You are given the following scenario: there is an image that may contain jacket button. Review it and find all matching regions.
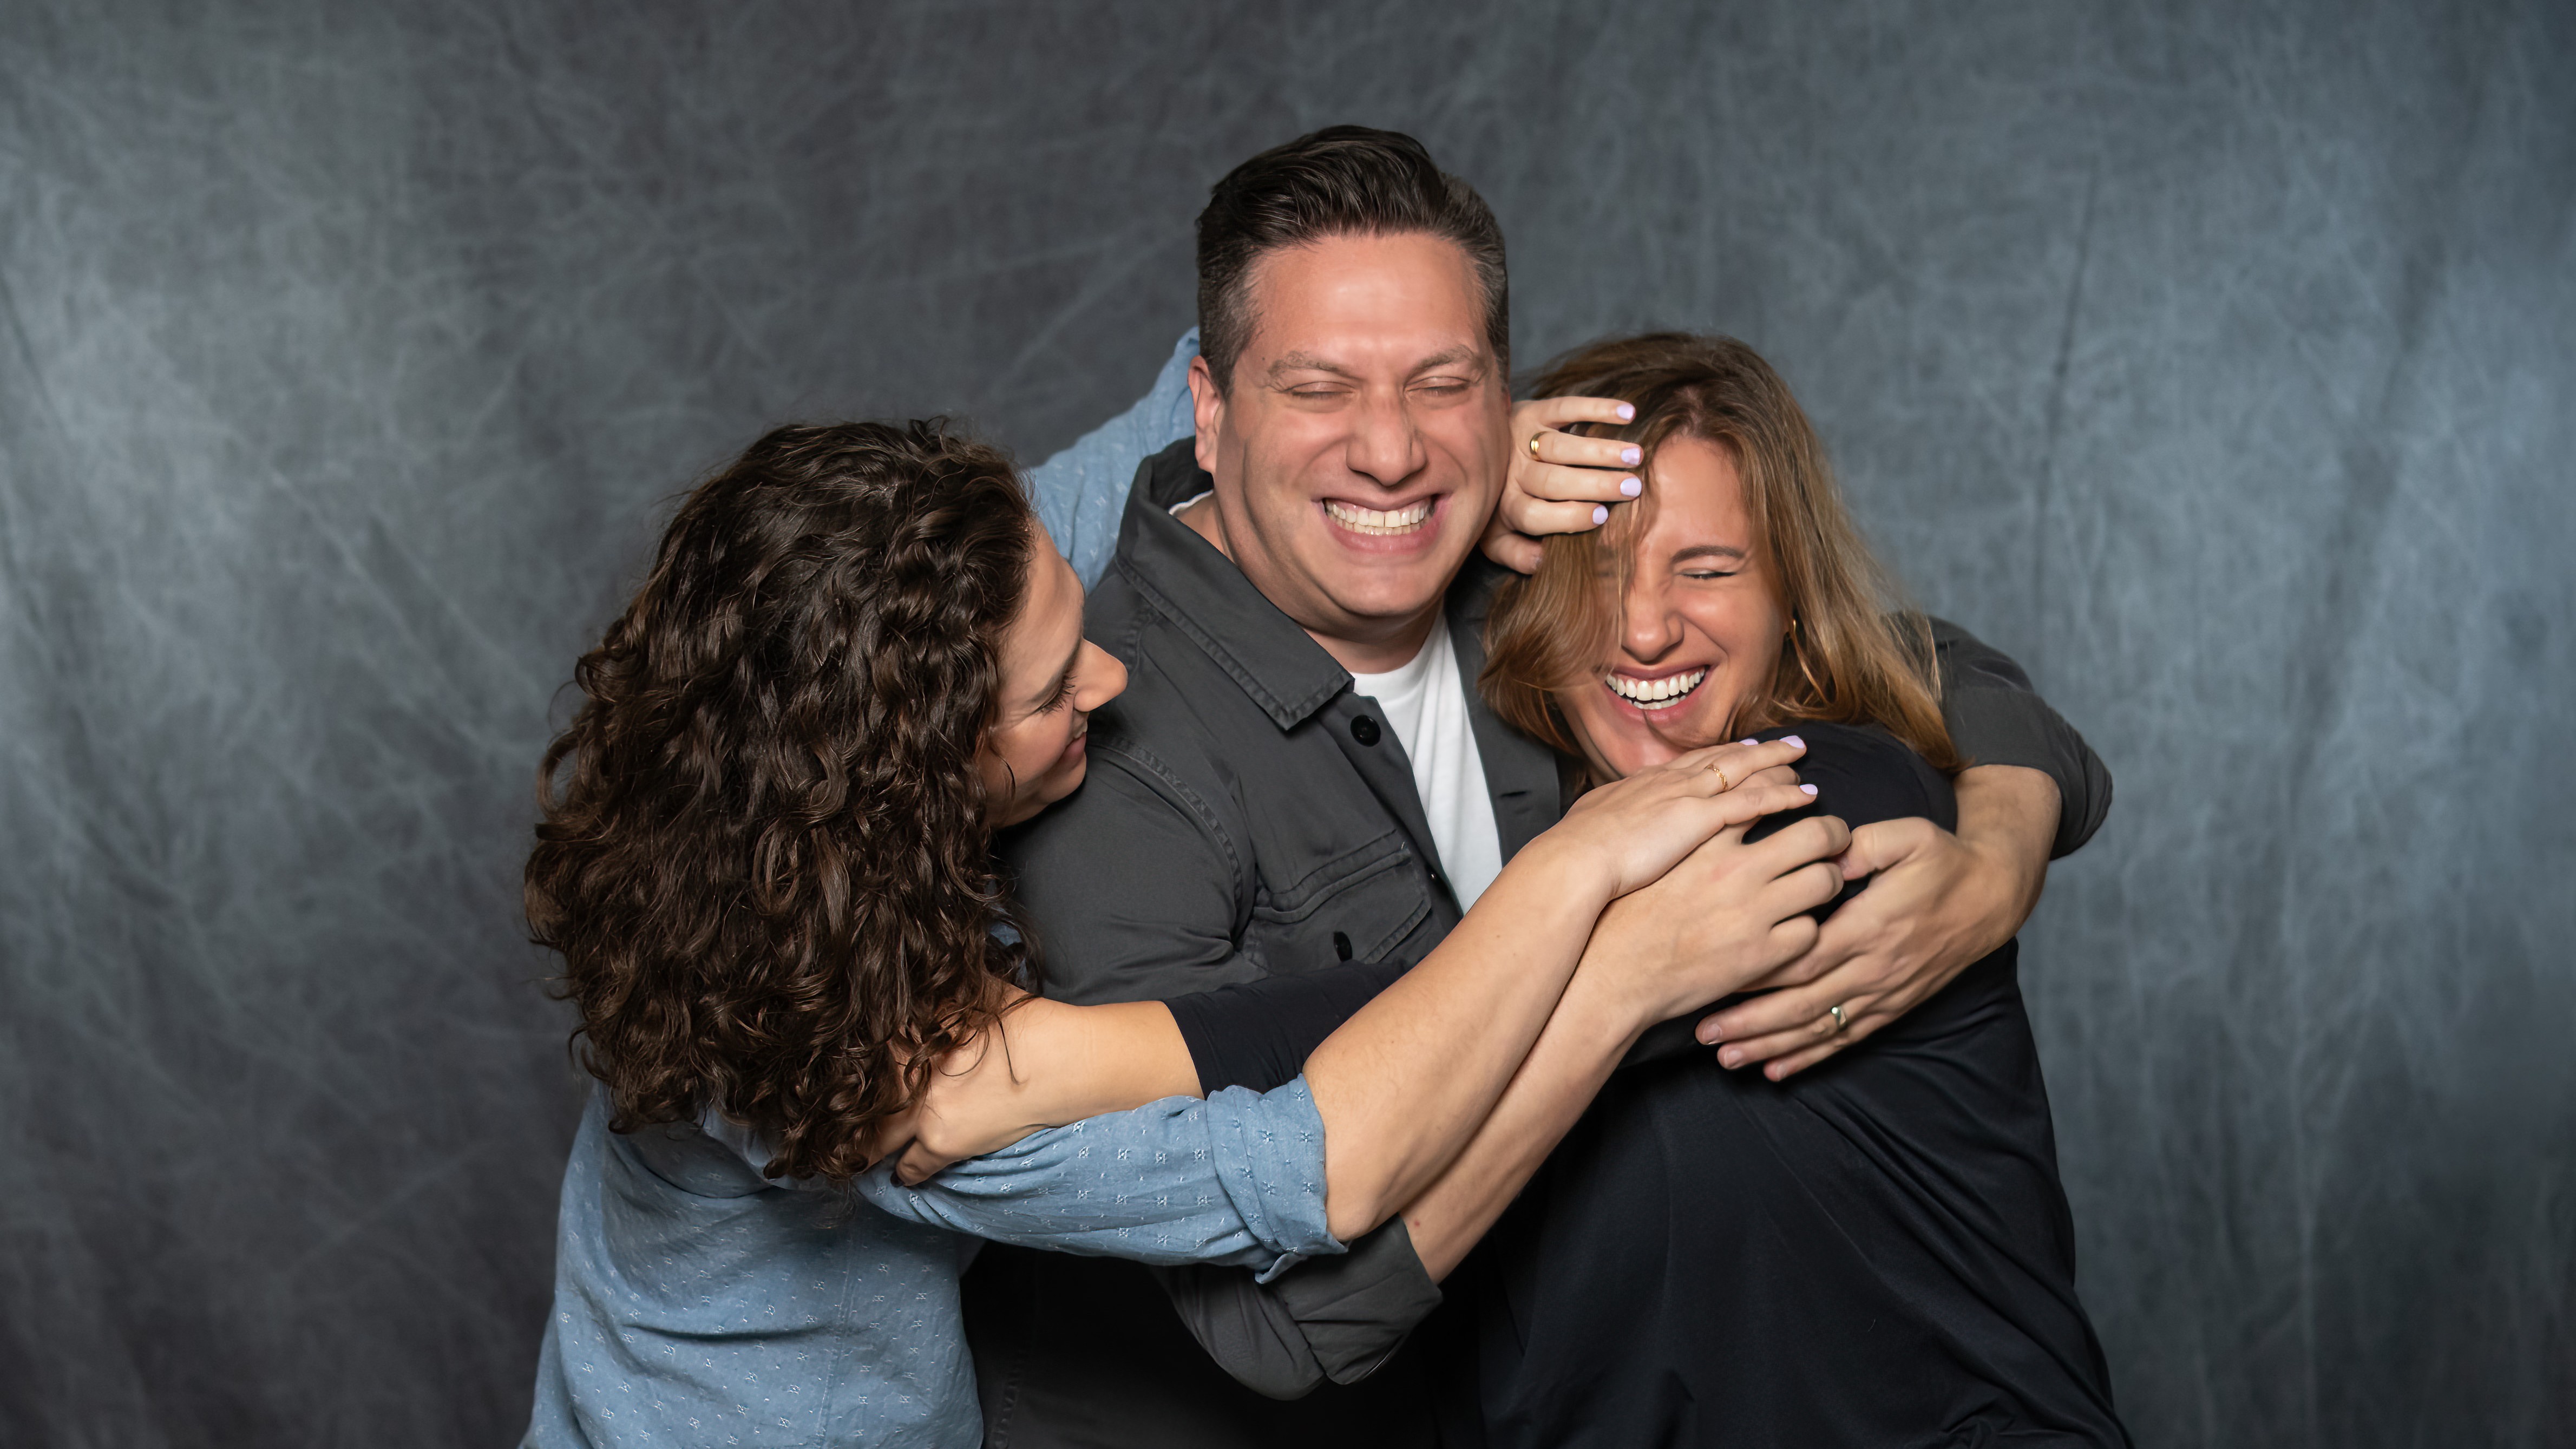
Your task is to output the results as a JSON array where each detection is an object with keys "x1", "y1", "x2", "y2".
[
  {"x1": 1351, "y1": 715, "x2": 1381, "y2": 746},
  {"x1": 1333, "y1": 932, "x2": 1353, "y2": 961}
]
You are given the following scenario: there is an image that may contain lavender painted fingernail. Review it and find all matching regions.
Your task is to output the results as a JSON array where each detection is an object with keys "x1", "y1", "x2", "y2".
[
  {"x1": 1782, "y1": 734, "x2": 1805, "y2": 748},
  {"x1": 1591, "y1": 504, "x2": 1609, "y2": 524},
  {"x1": 1616, "y1": 403, "x2": 1636, "y2": 421},
  {"x1": 1800, "y1": 784, "x2": 1818, "y2": 796},
  {"x1": 1619, "y1": 476, "x2": 1642, "y2": 497},
  {"x1": 1620, "y1": 446, "x2": 1642, "y2": 465}
]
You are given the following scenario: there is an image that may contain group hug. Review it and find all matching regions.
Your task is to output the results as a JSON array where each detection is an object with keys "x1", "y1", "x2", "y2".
[{"x1": 520, "y1": 127, "x2": 2129, "y2": 1448}]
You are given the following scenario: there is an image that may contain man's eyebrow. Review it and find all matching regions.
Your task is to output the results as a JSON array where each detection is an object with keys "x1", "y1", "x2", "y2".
[
  {"x1": 1407, "y1": 346, "x2": 1481, "y2": 375},
  {"x1": 1262, "y1": 348, "x2": 1487, "y2": 384},
  {"x1": 1266, "y1": 352, "x2": 1361, "y2": 382}
]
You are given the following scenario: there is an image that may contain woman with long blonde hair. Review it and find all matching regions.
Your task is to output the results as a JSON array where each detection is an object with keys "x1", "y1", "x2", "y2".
[{"x1": 1432, "y1": 332, "x2": 2128, "y2": 1446}]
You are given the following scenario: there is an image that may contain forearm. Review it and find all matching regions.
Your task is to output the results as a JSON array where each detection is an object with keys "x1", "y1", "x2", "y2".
[
  {"x1": 1950, "y1": 764, "x2": 2060, "y2": 952},
  {"x1": 864, "y1": 1082, "x2": 1339, "y2": 1271},
  {"x1": 1399, "y1": 966, "x2": 1643, "y2": 1280},
  {"x1": 896, "y1": 995, "x2": 1203, "y2": 1179},
  {"x1": 982, "y1": 997, "x2": 1202, "y2": 1129},
  {"x1": 1302, "y1": 836, "x2": 1616, "y2": 1240},
  {"x1": 1931, "y1": 616, "x2": 2112, "y2": 857}
]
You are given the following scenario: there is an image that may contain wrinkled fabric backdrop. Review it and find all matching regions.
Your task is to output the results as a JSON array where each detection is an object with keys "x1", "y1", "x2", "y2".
[{"x1": 2, "y1": 1, "x2": 2568, "y2": 1445}]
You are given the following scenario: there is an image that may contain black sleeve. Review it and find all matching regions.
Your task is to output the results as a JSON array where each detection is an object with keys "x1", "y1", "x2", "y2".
[
  {"x1": 1151, "y1": 1217, "x2": 1444, "y2": 1398},
  {"x1": 1166, "y1": 957, "x2": 1410, "y2": 1094},
  {"x1": 1928, "y1": 616, "x2": 2114, "y2": 858}
]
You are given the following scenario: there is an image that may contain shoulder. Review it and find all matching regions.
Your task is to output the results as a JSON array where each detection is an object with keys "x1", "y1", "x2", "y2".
[
  {"x1": 1755, "y1": 721, "x2": 1956, "y2": 833},
  {"x1": 998, "y1": 645, "x2": 1254, "y2": 888}
]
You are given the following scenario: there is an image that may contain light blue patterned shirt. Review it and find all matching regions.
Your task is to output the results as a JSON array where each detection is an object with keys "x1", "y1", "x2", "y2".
[
  {"x1": 527, "y1": 1081, "x2": 1336, "y2": 1448},
  {"x1": 526, "y1": 332, "x2": 1280, "y2": 1449},
  {"x1": 1027, "y1": 328, "x2": 1201, "y2": 588}
]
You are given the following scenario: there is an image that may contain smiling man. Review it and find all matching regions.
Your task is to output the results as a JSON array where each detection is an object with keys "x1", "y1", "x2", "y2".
[{"x1": 971, "y1": 128, "x2": 2109, "y2": 1448}]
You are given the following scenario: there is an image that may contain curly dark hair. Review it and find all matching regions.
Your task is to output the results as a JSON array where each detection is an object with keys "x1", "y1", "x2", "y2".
[{"x1": 526, "y1": 419, "x2": 1039, "y2": 1183}]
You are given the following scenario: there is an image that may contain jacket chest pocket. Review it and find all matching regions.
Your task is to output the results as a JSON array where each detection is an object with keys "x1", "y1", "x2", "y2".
[{"x1": 1243, "y1": 828, "x2": 1434, "y2": 974}]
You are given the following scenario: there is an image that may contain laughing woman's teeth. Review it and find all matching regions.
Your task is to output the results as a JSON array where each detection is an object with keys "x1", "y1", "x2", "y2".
[
  {"x1": 1325, "y1": 499, "x2": 1434, "y2": 536},
  {"x1": 1606, "y1": 668, "x2": 1709, "y2": 710}
]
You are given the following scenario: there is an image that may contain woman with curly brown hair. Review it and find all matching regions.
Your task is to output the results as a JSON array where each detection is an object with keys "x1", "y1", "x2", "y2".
[{"x1": 519, "y1": 417, "x2": 1844, "y2": 1448}]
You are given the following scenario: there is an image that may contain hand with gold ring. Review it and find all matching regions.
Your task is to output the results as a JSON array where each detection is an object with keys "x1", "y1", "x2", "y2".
[{"x1": 1482, "y1": 395, "x2": 1650, "y2": 573}]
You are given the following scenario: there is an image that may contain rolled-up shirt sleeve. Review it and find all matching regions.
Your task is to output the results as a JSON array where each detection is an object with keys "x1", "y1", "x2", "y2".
[{"x1": 855, "y1": 1078, "x2": 1342, "y2": 1282}]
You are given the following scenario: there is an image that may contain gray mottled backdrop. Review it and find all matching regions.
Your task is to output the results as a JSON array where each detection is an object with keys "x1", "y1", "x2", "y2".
[{"x1": 2, "y1": 1, "x2": 2568, "y2": 1445}]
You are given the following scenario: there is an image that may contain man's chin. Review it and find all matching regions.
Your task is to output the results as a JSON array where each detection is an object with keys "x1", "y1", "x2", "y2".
[{"x1": 1302, "y1": 536, "x2": 1474, "y2": 612}]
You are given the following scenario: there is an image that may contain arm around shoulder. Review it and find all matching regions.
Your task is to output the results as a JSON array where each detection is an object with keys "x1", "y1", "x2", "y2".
[{"x1": 1928, "y1": 615, "x2": 2114, "y2": 857}]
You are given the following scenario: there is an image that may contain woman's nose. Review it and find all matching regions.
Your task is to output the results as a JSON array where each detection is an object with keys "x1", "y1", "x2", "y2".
[
  {"x1": 1621, "y1": 581, "x2": 1681, "y2": 661},
  {"x1": 1077, "y1": 639, "x2": 1129, "y2": 710}
]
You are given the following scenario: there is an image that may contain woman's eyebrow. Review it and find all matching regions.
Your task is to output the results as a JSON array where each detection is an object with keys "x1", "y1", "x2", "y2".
[{"x1": 1672, "y1": 543, "x2": 1748, "y2": 563}]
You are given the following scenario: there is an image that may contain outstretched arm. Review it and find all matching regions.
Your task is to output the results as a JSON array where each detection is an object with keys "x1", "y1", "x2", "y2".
[
  {"x1": 1024, "y1": 329, "x2": 1199, "y2": 587},
  {"x1": 1397, "y1": 810, "x2": 1852, "y2": 1277},
  {"x1": 898, "y1": 742, "x2": 1832, "y2": 1244}
]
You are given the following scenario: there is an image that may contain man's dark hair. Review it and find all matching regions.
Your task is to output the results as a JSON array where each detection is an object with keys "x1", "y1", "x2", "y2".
[{"x1": 1196, "y1": 125, "x2": 1508, "y2": 392}]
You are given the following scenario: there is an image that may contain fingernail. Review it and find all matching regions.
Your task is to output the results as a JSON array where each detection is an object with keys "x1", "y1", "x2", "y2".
[
  {"x1": 1696, "y1": 1021, "x2": 1722, "y2": 1044},
  {"x1": 1618, "y1": 476, "x2": 1641, "y2": 497},
  {"x1": 1718, "y1": 1047, "x2": 1742, "y2": 1068},
  {"x1": 1591, "y1": 504, "x2": 1609, "y2": 524},
  {"x1": 1739, "y1": 738, "x2": 1758, "y2": 746},
  {"x1": 1620, "y1": 446, "x2": 1642, "y2": 465},
  {"x1": 1800, "y1": 784, "x2": 1817, "y2": 796},
  {"x1": 1782, "y1": 734, "x2": 1804, "y2": 748},
  {"x1": 1616, "y1": 403, "x2": 1635, "y2": 421}
]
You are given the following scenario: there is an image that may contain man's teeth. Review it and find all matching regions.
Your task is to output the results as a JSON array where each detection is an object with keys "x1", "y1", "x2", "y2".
[
  {"x1": 1606, "y1": 668, "x2": 1708, "y2": 710},
  {"x1": 1325, "y1": 499, "x2": 1434, "y2": 535}
]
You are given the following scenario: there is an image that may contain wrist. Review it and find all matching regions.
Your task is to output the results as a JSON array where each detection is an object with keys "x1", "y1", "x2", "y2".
[
  {"x1": 1569, "y1": 908, "x2": 1680, "y2": 1040},
  {"x1": 1951, "y1": 832, "x2": 2038, "y2": 958},
  {"x1": 1503, "y1": 832, "x2": 1624, "y2": 913},
  {"x1": 1554, "y1": 958, "x2": 1661, "y2": 1061}
]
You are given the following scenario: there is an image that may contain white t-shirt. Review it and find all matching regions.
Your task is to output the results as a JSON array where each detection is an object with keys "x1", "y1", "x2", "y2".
[{"x1": 1348, "y1": 614, "x2": 1505, "y2": 909}]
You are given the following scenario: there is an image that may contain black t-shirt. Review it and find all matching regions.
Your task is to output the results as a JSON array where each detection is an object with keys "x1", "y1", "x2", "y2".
[{"x1": 1165, "y1": 721, "x2": 2131, "y2": 1448}]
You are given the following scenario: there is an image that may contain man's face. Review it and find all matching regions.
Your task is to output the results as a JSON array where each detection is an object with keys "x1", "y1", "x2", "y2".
[{"x1": 1187, "y1": 232, "x2": 1507, "y2": 661}]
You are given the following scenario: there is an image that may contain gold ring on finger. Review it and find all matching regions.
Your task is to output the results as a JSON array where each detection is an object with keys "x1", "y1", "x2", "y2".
[
  {"x1": 1709, "y1": 763, "x2": 1732, "y2": 790},
  {"x1": 1525, "y1": 431, "x2": 1545, "y2": 460}
]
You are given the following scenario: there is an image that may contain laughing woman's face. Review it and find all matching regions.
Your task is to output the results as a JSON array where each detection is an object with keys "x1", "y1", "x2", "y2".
[
  {"x1": 979, "y1": 529, "x2": 1129, "y2": 827},
  {"x1": 1556, "y1": 435, "x2": 1788, "y2": 782}
]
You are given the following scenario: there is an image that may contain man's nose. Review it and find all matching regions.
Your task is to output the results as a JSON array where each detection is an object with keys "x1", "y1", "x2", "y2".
[{"x1": 1345, "y1": 388, "x2": 1427, "y2": 488}]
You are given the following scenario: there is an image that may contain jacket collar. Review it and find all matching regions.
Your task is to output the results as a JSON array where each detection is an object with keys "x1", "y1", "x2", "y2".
[{"x1": 1110, "y1": 441, "x2": 1351, "y2": 730}]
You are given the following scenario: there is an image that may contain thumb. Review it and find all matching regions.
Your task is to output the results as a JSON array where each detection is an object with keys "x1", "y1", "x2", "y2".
[{"x1": 1837, "y1": 816, "x2": 1938, "y2": 880}]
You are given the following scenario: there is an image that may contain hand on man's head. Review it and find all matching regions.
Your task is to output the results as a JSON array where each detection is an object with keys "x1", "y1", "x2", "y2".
[{"x1": 1483, "y1": 395, "x2": 1644, "y2": 574}]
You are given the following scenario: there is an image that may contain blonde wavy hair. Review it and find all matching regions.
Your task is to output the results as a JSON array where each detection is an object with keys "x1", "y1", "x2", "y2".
[{"x1": 1481, "y1": 332, "x2": 1961, "y2": 775}]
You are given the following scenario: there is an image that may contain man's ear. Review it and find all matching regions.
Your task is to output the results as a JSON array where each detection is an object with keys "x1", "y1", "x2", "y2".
[{"x1": 1187, "y1": 355, "x2": 1225, "y2": 477}]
